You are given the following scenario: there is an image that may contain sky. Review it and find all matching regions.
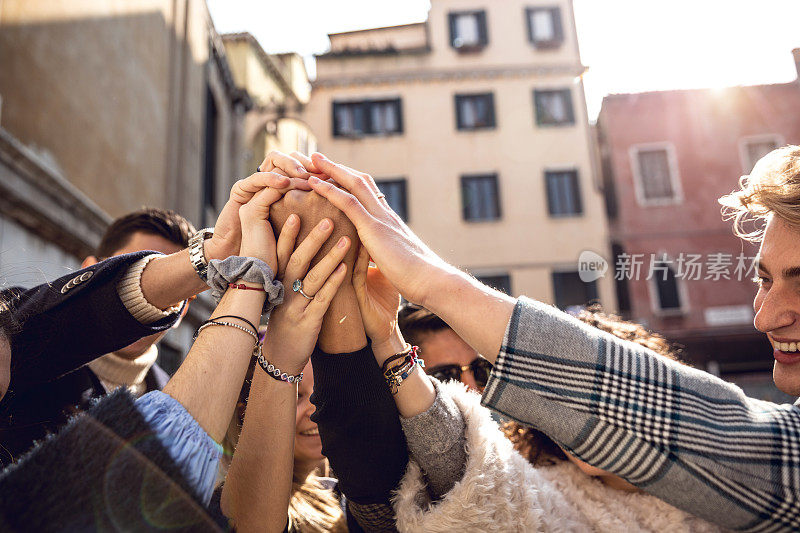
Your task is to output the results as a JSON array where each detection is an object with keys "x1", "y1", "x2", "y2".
[{"x1": 207, "y1": 0, "x2": 800, "y2": 120}]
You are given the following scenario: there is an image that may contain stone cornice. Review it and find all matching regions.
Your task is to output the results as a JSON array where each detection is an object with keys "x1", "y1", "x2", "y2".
[
  {"x1": 313, "y1": 63, "x2": 587, "y2": 89},
  {"x1": 0, "y1": 128, "x2": 111, "y2": 258}
]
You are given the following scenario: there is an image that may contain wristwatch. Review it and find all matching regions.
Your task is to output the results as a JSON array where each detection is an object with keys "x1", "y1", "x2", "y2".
[{"x1": 188, "y1": 227, "x2": 215, "y2": 281}]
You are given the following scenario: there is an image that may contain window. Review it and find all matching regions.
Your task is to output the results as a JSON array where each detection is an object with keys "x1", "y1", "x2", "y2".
[
  {"x1": 455, "y1": 93, "x2": 496, "y2": 130},
  {"x1": 476, "y1": 274, "x2": 512, "y2": 295},
  {"x1": 461, "y1": 174, "x2": 501, "y2": 221},
  {"x1": 652, "y1": 261, "x2": 682, "y2": 312},
  {"x1": 297, "y1": 129, "x2": 309, "y2": 155},
  {"x1": 376, "y1": 179, "x2": 408, "y2": 221},
  {"x1": 631, "y1": 145, "x2": 681, "y2": 204},
  {"x1": 552, "y1": 271, "x2": 598, "y2": 310},
  {"x1": 534, "y1": 89, "x2": 574, "y2": 126},
  {"x1": 545, "y1": 170, "x2": 583, "y2": 216},
  {"x1": 448, "y1": 11, "x2": 488, "y2": 51},
  {"x1": 741, "y1": 135, "x2": 782, "y2": 173},
  {"x1": 526, "y1": 7, "x2": 563, "y2": 48},
  {"x1": 332, "y1": 99, "x2": 403, "y2": 137}
]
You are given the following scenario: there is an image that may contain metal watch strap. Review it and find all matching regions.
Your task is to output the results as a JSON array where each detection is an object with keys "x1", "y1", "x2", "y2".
[{"x1": 188, "y1": 227, "x2": 214, "y2": 281}]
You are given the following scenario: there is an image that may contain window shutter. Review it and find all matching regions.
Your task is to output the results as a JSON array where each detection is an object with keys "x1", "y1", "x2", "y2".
[
  {"x1": 570, "y1": 171, "x2": 583, "y2": 214},
  {"x1": 551, "y1": 7, "x2": 564, "y2": 44},
  {"x1": 477, "y1": 11, "x2": 488, "y2": 45},
  {"x1": 448, "y1": 13, "x2": 458, "y2": 48},
  {"x1": 561, "y1": 89, "x2": 575, "y2": 124},
  {"x1": 486, "y1": 93, "x2": 496, "y2": 128}
]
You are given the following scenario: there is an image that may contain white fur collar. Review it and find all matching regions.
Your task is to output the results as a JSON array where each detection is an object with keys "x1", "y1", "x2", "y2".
[{"x1": 392, "y1": 380, "x2": 724, "y2": 532}]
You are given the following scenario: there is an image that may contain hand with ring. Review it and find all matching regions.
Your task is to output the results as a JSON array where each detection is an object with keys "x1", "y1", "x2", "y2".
[{"x1": 262, "y1": 216, "x2": 351, "y2": 376}]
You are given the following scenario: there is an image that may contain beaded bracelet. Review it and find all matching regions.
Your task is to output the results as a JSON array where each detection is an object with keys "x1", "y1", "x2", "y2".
[
  {"x1": 383, "y1": 346, "x2": 424, "y2": 394},
  {"x1": 193, "y1": 319, "x2": 259, "y2": 345},
  {"x1": 254, "y1": 349, "x2": 304, "y2": 384}
]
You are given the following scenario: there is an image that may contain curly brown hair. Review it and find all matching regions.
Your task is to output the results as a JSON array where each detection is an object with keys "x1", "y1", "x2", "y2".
[{"x1": 502, "y1": 305, "x2": 682, "y2": 466}]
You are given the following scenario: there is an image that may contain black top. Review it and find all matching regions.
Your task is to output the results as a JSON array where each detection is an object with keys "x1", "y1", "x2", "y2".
[
  {"x1": 0, "y1": 251, "x2": 181, "y2": 466},
  {"x1": 309, "y1": 341, "x2": 408, "y2": 506}
]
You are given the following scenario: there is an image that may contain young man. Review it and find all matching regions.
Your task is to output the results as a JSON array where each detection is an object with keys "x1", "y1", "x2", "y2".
[
  {"x1": 82, "y1": 208, "x2": 195, "y2": 397},
  {"x1": 398, "y1": 303, "x2": 492, "y2": 392},
  {"x1": 0, "y1": 167, "x2": 311, "y2": 466},
  {"x1": 0, "y1": 209, "x2": 194, "y2": 463}
]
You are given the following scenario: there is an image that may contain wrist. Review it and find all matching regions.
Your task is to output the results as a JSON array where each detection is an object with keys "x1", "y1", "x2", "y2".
[
  {"x1": 203, "y1": 236, "x2": 228, "y2": 263},
  {"x1": 372, "y1": 328, "x2": 407, "y2": 365},
  {"x1": 417, "y1": 266, "x2": 470, "y2": 313}
]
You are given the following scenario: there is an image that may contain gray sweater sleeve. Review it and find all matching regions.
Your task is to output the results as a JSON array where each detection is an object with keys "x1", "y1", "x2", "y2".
[{"x1": 399, "y1": 378, "x2": 468, "y2": 499}]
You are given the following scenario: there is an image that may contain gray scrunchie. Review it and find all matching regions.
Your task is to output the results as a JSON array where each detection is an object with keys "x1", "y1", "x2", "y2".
[{"x1": 206, "y1": 256, "x2": 284, "y2": 315}]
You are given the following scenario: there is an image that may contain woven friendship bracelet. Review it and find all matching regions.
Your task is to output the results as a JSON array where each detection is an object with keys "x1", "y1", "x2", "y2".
[{"x1": 383, "y1": 346, "x2": 424, "y2": 394}]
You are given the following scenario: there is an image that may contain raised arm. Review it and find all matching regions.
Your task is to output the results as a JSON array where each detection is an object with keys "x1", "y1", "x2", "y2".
[
  {"x1": 280, "y1": 152, "x2": 800, "y2": 531},
  {"x1": 302, "y1": 153, "x2": 515, "y2": 362},
  {"x1": 221, "y1": 215, "x2": 350, "y2": 533},
  {"x1": 5, "y1": 169, "x2": 309, "y2": 392},
  {"x1": 270, "y1": 188, "x2": 406, "y2": 531}
]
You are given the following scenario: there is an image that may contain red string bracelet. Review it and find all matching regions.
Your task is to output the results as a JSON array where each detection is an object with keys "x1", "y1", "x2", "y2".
[{"x1": 228, "y1": 283, "x2": 266, "y2": 292}]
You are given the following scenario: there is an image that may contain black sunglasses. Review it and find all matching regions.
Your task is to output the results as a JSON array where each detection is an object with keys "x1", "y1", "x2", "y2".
[{"x1": 425, "y1": 358, "x2": 493, "y2": 387}]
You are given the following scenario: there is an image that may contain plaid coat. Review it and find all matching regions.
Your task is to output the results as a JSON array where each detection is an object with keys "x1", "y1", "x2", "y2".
[{"x1": 482, "y1": 297, "x2": 800, "y2": 532}]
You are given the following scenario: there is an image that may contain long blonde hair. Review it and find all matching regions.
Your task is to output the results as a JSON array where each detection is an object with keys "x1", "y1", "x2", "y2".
[
  {"x1": 719, "y1": 145, "x2": 800, "y2": 241},
  {"x1": 288, "y1": 469, "x2": 347, "y2": 533}
]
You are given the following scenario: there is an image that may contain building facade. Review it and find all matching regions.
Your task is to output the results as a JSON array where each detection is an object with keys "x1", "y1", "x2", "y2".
[
  {"x1": 223, "y1": 33, "x2": 317, "y2": 174},
  {"x1": 0, "y1": 0, "x2": 249, "y2": 226},
  {"x1": 0, "y1": 0, "x2": 250, "y2": 368},
  {"x1": 306, "y1": 0, "x2": 613, "y2": 307},
  {"x1": 597, "y1": 62, "x2": 800, "y2": 400}
]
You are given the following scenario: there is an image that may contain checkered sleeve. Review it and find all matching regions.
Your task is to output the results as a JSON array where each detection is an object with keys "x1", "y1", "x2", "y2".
[{"x1": 481, "y1": 297, "x2": 800, "y2": 532}]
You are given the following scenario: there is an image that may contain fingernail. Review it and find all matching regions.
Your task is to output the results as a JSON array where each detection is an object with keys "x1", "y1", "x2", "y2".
[
  {"x1": 287, "y1": 214, "x2": 298, "y2": 226},
  {"x1": 337, "y1": 263, "x2": 346, "y2": 273},
  {"x1": 319, "y1": 219, "x2": 331, "y2": 230},
  {"x1": 316, "y1": 153, "x2": 329, "y2": 161},
  {"x1": 337, "y1": 236, "x2": 348, "y2": 248}
]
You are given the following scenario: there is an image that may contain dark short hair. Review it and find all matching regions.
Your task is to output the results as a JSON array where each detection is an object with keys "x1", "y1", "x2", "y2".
[
  {"x1": 96, "y1": 207, "x2": 195, "y2": 258},
  {"x1": 397, "y1": 303, "x2": 451, "y2": 347}
]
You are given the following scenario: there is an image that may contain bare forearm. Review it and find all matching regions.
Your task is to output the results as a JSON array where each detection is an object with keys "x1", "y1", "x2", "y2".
[
  {"x1": 140, "y1": 249, "x2": 208, "y2": 309},
  {"x1": 162, "y1": 288, "x2": 265, "y2": 441},
  {"x1": 422, "y1": 269, "x2": 515, "y2": 363},
  {"x1": 222, "y1": 370, "x2": 296, "y2": 533}
]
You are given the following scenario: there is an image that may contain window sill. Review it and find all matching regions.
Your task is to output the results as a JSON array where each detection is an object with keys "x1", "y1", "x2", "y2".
[
  {"x1": 530, "y1": 40, "x2": 564, "y2": 50},
  {"x1": 462, "y1": 217, "x2": 502, "y2": 224},
  {"x1": 548, "y1": 213, "x2": 584, "y2": 219},
  {"x1": 333, "y1": 132, "x2": 404, "y2": 140},
  {"x1": 452, "y1": 44, "x2": 487, "y2": 54},
  {"x1": 535, "y1": 121, "x2": 576, "y2": 128},
  {"x1": 456, "y1": 125, "x2": 497, "y2": 132}
]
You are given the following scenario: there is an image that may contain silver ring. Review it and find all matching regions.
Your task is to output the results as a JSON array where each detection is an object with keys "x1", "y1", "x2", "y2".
[{"x1": 292, "y1": 279, "x2": 314, "y2": 300}]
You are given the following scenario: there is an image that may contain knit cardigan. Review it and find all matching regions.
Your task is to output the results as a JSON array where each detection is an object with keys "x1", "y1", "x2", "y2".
[{"x1": 392, "y1": 381, "x2": 725, "y2": 533}]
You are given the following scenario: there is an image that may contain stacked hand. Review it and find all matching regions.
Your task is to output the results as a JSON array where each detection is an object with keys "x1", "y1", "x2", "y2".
[{"x1": 263, "y1": 216, "x2": 350, "y2": 375}]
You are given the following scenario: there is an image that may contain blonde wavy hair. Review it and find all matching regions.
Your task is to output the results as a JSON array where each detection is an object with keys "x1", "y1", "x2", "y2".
[{"x1": 719, "y1": 145, "x2": 800, "y2": 241}]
